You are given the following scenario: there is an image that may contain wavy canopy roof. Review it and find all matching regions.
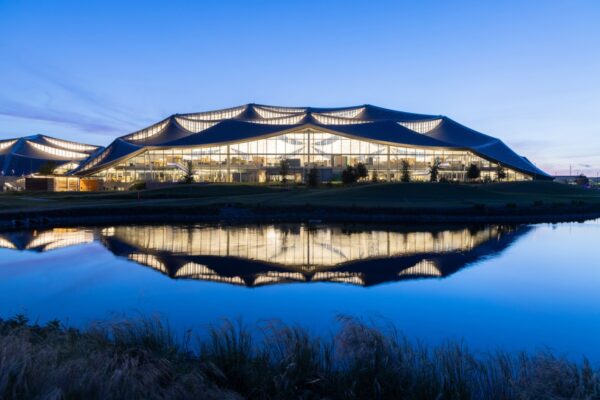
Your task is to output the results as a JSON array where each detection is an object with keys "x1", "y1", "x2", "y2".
[
  {"x1": 74, "y1": 104, "x2": 549, "y2": 179},
  {"x1": 0, "y1": 134, "x2": 101, "y2": 176}
]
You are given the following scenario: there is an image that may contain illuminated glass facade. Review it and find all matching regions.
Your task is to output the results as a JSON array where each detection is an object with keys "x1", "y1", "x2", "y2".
[
  {"x1": 89, "y1": 129, "x2": 530, "y2": 185},
  {"x1": 75, "y1": 104, "x2": 550, "y2": 186}
]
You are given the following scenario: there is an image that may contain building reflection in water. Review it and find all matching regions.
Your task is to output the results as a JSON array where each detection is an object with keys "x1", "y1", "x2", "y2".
[{"x1": 0, "y1": 223, "x2": 532, "y2": 287}]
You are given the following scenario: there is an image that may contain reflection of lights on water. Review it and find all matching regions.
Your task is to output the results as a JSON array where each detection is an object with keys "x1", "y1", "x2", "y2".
[
  {"x1": 25, "y1": 229, "x2": 94, "y2": 252},
  {"x1": 398, "y1": 260, "x2": 442, "y2": 277},
  {"x1": 0, "y1": 224, "x2": 515, "y2": 287},
  {"x1": 102, "y1": 225, "x2": 501, "y2": 268}
]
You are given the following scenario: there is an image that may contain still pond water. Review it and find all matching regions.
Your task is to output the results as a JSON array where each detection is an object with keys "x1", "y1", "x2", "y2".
[{"x1": 0, "y1": 220, "x2": 599, "y2": 359}]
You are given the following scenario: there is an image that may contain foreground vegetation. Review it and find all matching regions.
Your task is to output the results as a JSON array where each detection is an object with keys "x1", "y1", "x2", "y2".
[
  {"x1": 1, "y1": 182, "x2": 600, "y2": 226},
  {"x1": 0, "y1": 315, "x2": 598, "y2": 399}
]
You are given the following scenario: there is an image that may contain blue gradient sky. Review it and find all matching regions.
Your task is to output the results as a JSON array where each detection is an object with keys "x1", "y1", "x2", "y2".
[{"x1": 0, "y1": 0, "x2": 599, "y2": 175}]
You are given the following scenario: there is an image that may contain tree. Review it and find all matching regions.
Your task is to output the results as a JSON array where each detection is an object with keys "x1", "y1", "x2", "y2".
[
  {"x1": 466, "y1": 163, "x2": 481, "y2": 181},
  {"x1": 307, "y1": 167, "x2": 320, "y2": 187},
  {"x1": 496, "y1": 163, "x2": 507, "y2": 181},
  {"x1": 279, "y1": 159, "x2": 290, "y2": 183},
  {"x1": 181, "y1": 160, "x2": 195, "y2": 184},
  {"x1": 341, "y1": 166, "x2": 357, "y2": 184},
  {"x1": 429, "y1": 158, "x2": 440, "y2": 182},
  {"x1": 355, "y1": 163, "x2": 368, "y2": 181},
  {"x1": 371, "y1": 170, "x2": 379, "y2": 183},
  {"x1": 575, "y1": 174, "x2": 589, "y2": 186},
  {"x1": 38, "y1": 161, "x2": 57, "y2": 175},
  {"x1": 400, "y1": 159, "x2": 411, "y2": 183}
]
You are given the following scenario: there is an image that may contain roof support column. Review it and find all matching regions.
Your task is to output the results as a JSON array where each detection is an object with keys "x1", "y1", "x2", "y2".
[
  {"x1": 226, "y1": 145, "x2": 231, "y2": 183},
  {"x1": 387, "y1": 145, "x2": 391, "y2": 182}
]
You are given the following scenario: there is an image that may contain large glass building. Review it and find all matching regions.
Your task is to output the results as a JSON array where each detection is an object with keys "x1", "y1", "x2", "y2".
[
  {"x1": 0, "y1": 134, "x2": 101, "y2": 191},
  {"x1": 73, "y1": 104, "x2": 550, "y2": 188}
]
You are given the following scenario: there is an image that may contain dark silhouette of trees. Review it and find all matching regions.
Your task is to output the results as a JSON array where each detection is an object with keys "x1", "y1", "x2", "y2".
[
  {"x1": 575, "y1": 174, "x2": 589, "y2": 186},
  {"x1": 355, "y1": 163, "x2": 368, "y2": 181},
  {"x1": 496, "y1": 163, "x2": 507, "y2": 181},
  {"x1": 466, "y1": 163, "x2": 481, "y2": 181},
  {"x1": 400, "y1": 160, "x2": 411, "y2": 183},
  {"x1": 279, "y1": 159, "x2": 290, "y2": 183},
  {"x1": 341, "y1": 166, "x2": 357, "y2": 184},
  {"x1": 429, "y1": 158, "x2": 440, "y2": 182},
  {"x1": 181, "y1": 160, "x2": 195, "y2": 184},
  {"x1": 371, "y1": 170, "x2": 379, "y2": 183}
]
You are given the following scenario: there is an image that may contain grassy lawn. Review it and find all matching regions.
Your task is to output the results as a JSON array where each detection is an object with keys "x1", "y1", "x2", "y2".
[{"x1": 0, "y1": 182, "x2": 599, "y2": 218}]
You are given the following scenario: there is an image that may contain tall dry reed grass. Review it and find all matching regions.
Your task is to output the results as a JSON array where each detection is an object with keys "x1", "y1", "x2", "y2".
[{"x1": 0, "y1": 314, "x2": 597, "y2": 399}]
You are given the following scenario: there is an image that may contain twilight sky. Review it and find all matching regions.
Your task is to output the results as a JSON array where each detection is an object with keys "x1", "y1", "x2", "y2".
[{"x1": 0, "y1": 0, "x2": 599, "y2": 175}]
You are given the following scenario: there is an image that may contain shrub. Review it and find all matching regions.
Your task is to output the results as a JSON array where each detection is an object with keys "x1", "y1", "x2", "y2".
[
  {"x1": 371, "y1": 170, "x2": 379, "y2": 183},
  {"x1": 307, "y1": 167, "x2": 320, "y2": 187},
  {"x1": 129, "y1": 181, "x2": 147, "y2": 191},
  {"x1": 181, "y1": 160, "x2": 195, "y2": 184},
  {"x1": 355, "y1": 163, "x2": 368, "y2": 181},
  {"x1": 429, "y1": 158, "x2": 440, "y2": 182},
  {"x1": 279, "y1": 159, "x2": 290, "y2": 183},
  {"x1": 341, "y1": 166, "x2": 357, "y2": 184},
  {"x1": 496, "y1": 163, "x2": 507, "y2": 181},
  {"x1": 466, "y1": 163, "x2": 481, "y2": 181},
  {"x1": 400, "y1": 160, "x2": 411, "y2": 183},
  {"x1": 575, "y1": 174, "x2": 589, "y2": 186}
]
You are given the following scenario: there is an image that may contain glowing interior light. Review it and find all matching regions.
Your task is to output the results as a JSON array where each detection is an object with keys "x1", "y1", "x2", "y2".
[
  {"x1": 0, "y1": 237, "x2": 17, "y2": 249},
  {"x1": 45, "y1": 137, "x2": 97, "y2": 152},
  {"x1": 175, "y1": 262, "x2": 216, "y2": 277},
  {"x1": 312, "y1": 113, "x2": 370, "y2": 125},
  {"x1": 398, "y1": 119, "x2": 442, "y2": 134},
  {"x1": 253, "y1": 106, "x2": 303, "y2": 119},
  {"x1": 104, "y1": 225, "x2": 496, "y2": 269},
  {"x1": 128, "y1": 253, "x2": 168, "y2": 274},
  {"x1": 0, "y1": 140, "x2": 17, "y2": 150},
  {"x1": 258, "y1": 105, "x2": 307, "y2": 114},
  {"x1": 52, "y1": 162, "x2": 80, "y2": 175},
  {"x1": 312, "y1": 272, "x2": 364, "y2": 285},
  {"x1": 174, "y1": 117, "x2": 218, "y2": 133},
  {"x1": 25, "y1": 229, "x2": 94, "y2": 251},
  {"x1": 398, "y1": 260, "x2": 442, "y2": 277},
  {"x1": 28, "y1": 141, "x2": 89, "y2": 159},
  {"x1": 79, "y1": 147, "x2": 110, "y2": 172},
  {"x1": 253, "y1": 272, "x2": 305, "y2": 286},
  {"x1": 125, "y1": 120, "x2": 169, "y2": 141},
  {"x1": 247, "y1": 113, "x2": 306, "y2": 125},
  {"x1": 182, "y1": 105, "x2": 247, "y2": 121},
  {"x1": 319, "y1": 107, "x2": 365, "y2": 119}
]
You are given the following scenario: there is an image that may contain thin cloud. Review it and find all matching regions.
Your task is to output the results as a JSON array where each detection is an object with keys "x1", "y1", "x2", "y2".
[
  {"x1": 0, "y1": 99, "x2": 123, "y2": 135},
  {"x1": 17, "y1": 60, "x2": 151, "y2": 128}
]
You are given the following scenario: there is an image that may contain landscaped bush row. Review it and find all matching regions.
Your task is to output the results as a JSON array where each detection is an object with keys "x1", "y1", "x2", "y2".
[{"x1": 0, "y1": 315, "x2": 598, "y2": 399}]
